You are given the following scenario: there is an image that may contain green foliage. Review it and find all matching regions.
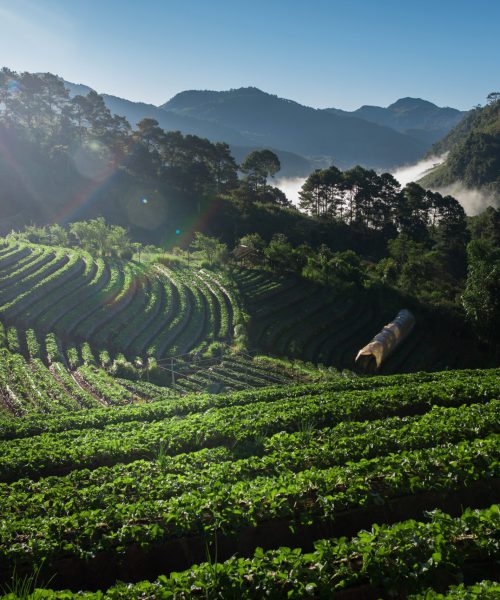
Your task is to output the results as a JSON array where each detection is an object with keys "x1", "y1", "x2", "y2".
[
  {"x1": 190, "y1": 232, "x2": 229, "y2": 266},
  {"x1": 462, "y1": 239, "x2": 500, "y2": 342},
  {"x1": 0, "y1": 562, "x2": 49, "y2": 600},
  {"x1": 8, "y1": 508, "x2": 500, "y2": 598},
  {"x1": 263, "y1": 234, "x2": 297, "y2": 274},
  {"x1": 202, "y1": 341, "x2": 226, "y2": 359},
  {"x1": 468, "y1": 206, "x2": 500, "y2": 246},
  {"x1": 9, "y1": 224, "x2": 69, "y2": 247},
  {"x1": 299, "y1": 165, "x2": 401, "y2": 230},
  {"x1": 238, "y1": 233, "x2": 265, "y2": 251},
  {"x1": 153, "y1": 253, "x2": 188, "y2": 268},
  {"x1": 302, "y1": 245, "x2": 365, "y2": 290},
  {"x1": 69, "y1": 218, "x2": 132, "y2": 258},
  {"x1": 10, "y1": 219, "x2": 134, "y2": 258}
]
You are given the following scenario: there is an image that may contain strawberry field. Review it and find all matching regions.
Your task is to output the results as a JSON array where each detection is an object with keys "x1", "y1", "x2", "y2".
[
  {"x1": 0, "y1": 363, "x2": 498, "y2": 596},
  {"x1": 0, "y1": 240, "x2": 498, "y2": 597}
]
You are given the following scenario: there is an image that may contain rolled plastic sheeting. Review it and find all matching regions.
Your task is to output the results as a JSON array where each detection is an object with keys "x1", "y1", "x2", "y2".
[{"x1": 355, "y1": 309, "x2": 415, "y2": 372}]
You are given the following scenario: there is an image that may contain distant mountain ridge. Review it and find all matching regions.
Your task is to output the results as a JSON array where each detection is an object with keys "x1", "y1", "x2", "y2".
[
  {"x1": 326, "y1": 97, "x2": 466, "y2": 145},
  {"x1": 63, "y1": 80, "x2": 464, "y2": 175},
  {"x1": 161, "y1": 87, "x2": 428, "y2": 169}
]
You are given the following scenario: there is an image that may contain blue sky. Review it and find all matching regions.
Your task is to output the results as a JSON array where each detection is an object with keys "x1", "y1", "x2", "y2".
[{"x1": 0, "y1": 0, "x2": 498, "y2": 110}]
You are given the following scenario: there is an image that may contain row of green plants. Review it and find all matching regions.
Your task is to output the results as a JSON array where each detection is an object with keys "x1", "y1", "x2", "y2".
[
  {"x1": 0, "y1": 328, "x2": 158, "y2": 417},
  {"x1": 0, "y1": 366, "x2": 496, "y2": 441},
  {"x1": 0, "y1": 245, "x2": 50, "y2": 289},
  {"x1": 90, "y1": 262, "x2": 144, "y2": 348},
  {"x1": 154, "y1": 266, "x2": 210, "y2": 357},
  {"x1": 1, "y1": 436, "x2": 497, "y2": 570},
  {"x1": 0, "y1": 370, "x2": 498, "y2": 480},
  {"x1": 14, "y1": 254, "x2": 89, "y2": 325},
  {"x1": 111, "y1": 270, "x2": 155, "y2": 352},
  {"x1": 36, "y1": 253, "x2": 96, "y2": 331},
  {"x1": 129, "y1": 269, "x2": 179, "y2": 356},
  {"x1": 50, "y1": 362, "x2": 101, "y2": 410},
  {"x1": 72, "y1": 260, "x2": 126, "y2": 339},
  {"x1": 234, "y1": 268, "x2": 289, "y2": 302},
  {"x1": 0, "y1": 244, "x2": 42, "y2": 282},
  {"x1": 115, "y1": 377, "x2": 179, "y2": 401},
  {"x1": 0, "y1": 249, "x2": 67, "y2": 310},
  {"x1": 161, "y1": 269, "x2": 205, "y2": 356},
  {"x1": 51, "y1": 259, "x2": 109, "y2": 336},
  {"x1": 198, "y1": 270, "x2": 231, "y2": 339},
  {"x1": 0, "y1": 243, "x2": 30, "y2": 268},
  {"x1": 7, "y1": 507, "x2": 498, "y2": 599},
  {"x1": 1, "y1": 399, "x2": 497, "y2": 521},
  {"x1": 75, "y1": 366, "x2": 134, "y2": 407}
]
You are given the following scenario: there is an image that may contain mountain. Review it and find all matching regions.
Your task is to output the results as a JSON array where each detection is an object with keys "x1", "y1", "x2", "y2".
[
  {"x1": 326, "y1": 97, "x2": 465, "y2": 146},
  {"x1": 63, "y1": 82, "x2": 463, "y2": 175},
  {"x1": 160, "y1": 87, "x2": 428, "y2": 169},
  {"x1": 419, "y1": 97, "x2": 500, "y2": 201}
]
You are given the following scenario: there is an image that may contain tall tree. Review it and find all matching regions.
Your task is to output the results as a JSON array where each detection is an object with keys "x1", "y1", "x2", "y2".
[
  {"x1": 241, "y1": 150, "x2": 281, "y2": 192},
  {"x1": 395, "y1": 182, "x2": 430, "y2": 242}
]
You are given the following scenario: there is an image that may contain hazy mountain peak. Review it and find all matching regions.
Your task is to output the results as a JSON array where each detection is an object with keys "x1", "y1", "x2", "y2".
[
  {"x1": 388, "y1": 97, "x2": 439, "y2": 111},
  {"x1": 162, "y1": 87, "x2": 287, "y2": 112}
]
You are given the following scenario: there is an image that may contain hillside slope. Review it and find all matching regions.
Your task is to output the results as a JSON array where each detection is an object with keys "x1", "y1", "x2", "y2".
[
  {"x1": 0, "y1": 241, "x2": 492, "y2": 379},
  {"x1": 419, "y1": 97, "x2": 500, "y2": 201},
  {"x1": 0, "y1": 241, "x2": 240, "y2": 361},
  {"x1": 232, "y1": 267, "x2": 490, "y2": 373}
]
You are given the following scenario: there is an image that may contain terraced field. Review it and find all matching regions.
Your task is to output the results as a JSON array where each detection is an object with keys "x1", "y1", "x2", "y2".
[
  {"x1": 0, "y1": 325, "x2": 179, "y2": 418},
  {"x1": 234, "y1": 268, "x2": 480, "y2": 373},
  {"x1": 0, "y1": 320, "x2": 300, "y2": 405},
  {"x1": 0, "y1": 367, "x2": 498, "y2": 596},
  {"x1": 162, "y1": 352, "x2": 295, "y2": 394},
  {"x1": 0, "y1": 239, "x2": 498, "y2": 597},
  {"x1": 1, "y1": 240, "x2": 478, "y2": 377},
  {"x1": 0, "y1": 241, "x2": 238, "y2": 362}
]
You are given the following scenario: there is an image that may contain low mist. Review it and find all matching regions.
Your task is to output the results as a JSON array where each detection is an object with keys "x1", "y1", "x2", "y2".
[
  {"x1": 429, "y1": 182, "x2": 498, "y2": 215},
  {"x1": 391, "y1": 154, "x2": 498, "y2": 215},
  {"x1": 391, "y1": 154, "x2": 448, "y2": 186},
  {"x1": 274, "y1": 177, "x2": 306, "y2": 206}
]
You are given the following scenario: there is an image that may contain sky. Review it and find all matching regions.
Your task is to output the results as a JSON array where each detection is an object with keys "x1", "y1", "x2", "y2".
[{"x1": 0, "y1": 0, "x2": 498, "y2": 111}]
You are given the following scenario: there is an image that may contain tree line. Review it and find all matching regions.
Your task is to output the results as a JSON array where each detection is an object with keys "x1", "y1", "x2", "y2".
[
  {"x1": 0, "y1": 68, "x2": 287, "y2": 216},
  {"x1": 299, "y1": 165, "x2": 466, "y2": 242}
]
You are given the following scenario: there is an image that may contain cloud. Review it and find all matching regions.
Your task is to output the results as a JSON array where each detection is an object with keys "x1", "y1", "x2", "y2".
[{"x1": 390, "y1": 154, "x2": 498, "y2": 215}]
